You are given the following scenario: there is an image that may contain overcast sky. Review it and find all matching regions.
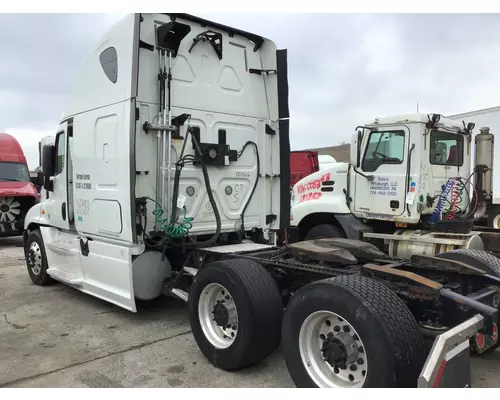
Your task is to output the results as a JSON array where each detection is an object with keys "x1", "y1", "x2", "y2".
[{"x1": 2, "y1": 12, "x2": 500, "y2": 169}]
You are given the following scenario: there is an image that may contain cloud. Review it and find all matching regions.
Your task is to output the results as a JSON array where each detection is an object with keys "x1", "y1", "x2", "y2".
[
  {"x1": 2, "y1": 12, "x2": 500, "y2": 169},
  {"x1": 0, "y1": 13, "x2": 125, "y2": 169}
]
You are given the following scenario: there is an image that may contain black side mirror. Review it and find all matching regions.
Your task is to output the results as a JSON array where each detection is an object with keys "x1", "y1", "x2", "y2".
[
  {"x1": 42, "y1": 144, "x2": 56, "y2": 191},
  {"x1": 356, "y1": 130, "x2": 363, "y2": 167}
]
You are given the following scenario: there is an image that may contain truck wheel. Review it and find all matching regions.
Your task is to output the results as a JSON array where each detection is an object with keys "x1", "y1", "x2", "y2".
[
  {"x1": 305, "y1": 224, "x2": 345, "y2": 240},
  {"x1": 436, "y1": 248, "x2": 500, "y2": 354},
  {"x1": 281, "y1": 275, "x2": 426, "y2": 388},
  {"x1": 487, "y1": 206, "x2": 500, "y2": 229},
  {"x1": 25, "y1": 229, "x2": 54, "y2": 286},
  {"x1": 436, "y1": 248, "x2": 500, "y2": 277},
  {"x1": 188, "y1": 258, "x2": 283, "y2": 370}
]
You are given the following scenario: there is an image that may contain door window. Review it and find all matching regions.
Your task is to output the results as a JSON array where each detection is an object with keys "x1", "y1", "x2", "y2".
[
  {"x1": 429, "y1": 131, "x2": 464, "y2": 166},
  {"x1": 362, "y1": 130, "x2": 405, "y2": 172},
  {"x1": 55, "y1": 132, "x2": 66, "y2": 175}
]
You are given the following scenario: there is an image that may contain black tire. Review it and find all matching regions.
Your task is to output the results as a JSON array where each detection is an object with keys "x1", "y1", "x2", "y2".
[
  {"x1": 436, "y1": 248, "x2": 500, "y2": 354},
  {"x1": 188, "y1": 258, "x2": 284, "y2": 370},
  {"x1": 24, "y1": 229, "x2": 54, "y2": 286},
  {"x1": 487, "y1": 205, "x2": 500, "y2": 229},
  {"x1": 305, "y1": 223, "x2": 345, "y2": 240},
  {"x1": 282, "y1": 275, "x2": 426, "y2": 388},
  {"x1": 436, "y1": 248, "x2": 500, "y2": 277}
]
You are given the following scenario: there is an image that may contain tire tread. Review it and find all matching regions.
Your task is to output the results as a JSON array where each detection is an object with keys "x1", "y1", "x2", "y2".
[{"x1": 322, "y1": 275, "x2": 426, "y2": 387}]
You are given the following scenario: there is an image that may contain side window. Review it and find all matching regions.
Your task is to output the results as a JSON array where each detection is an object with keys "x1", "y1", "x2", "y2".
[
  {"x1": 430, "y1": 131, "x2": 464, "y2": 166},
  {"x1": 55, "y1": 132, "x2": 66, "y2": 175},
  {"x1": 362, "y1": 130, "x2": 405, "y2": 172}
]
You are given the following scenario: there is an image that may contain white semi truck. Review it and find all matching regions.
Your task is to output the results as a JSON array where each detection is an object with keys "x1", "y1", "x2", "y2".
[{"x1": 24, "y1": 13, "x2": 499, "y2": 388}]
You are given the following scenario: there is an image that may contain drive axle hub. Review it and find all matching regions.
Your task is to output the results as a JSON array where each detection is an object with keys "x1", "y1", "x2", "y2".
[
  {"x1": 212, "y1": 300, "x2": 237, "y2": 327},
  {"x1": 321, "y1": 332, "x2": 358, "y2": 368}
]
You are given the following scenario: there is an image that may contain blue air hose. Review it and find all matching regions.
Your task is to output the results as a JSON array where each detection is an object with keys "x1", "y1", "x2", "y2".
[{"x1": 430, "y1": 178, "x2": 454, "y2": 223}]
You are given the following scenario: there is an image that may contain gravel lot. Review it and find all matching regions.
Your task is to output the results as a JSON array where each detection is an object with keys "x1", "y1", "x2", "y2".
[{"x1": 1, "y1": 236, "x2": 499, "y2": 388}]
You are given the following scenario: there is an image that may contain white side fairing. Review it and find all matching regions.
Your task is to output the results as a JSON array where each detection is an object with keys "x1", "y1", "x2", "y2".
[
  {"x1": 36, "y1": 14, "x2": 140, "y2": 312},
  {"x1": 68, "y1": 14, "x2": 138, "y2": 243}
]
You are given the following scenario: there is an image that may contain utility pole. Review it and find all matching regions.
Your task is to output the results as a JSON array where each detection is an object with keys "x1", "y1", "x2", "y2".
[{"x1": 417, "y1": 102, "x2": 419, "y2": 113}]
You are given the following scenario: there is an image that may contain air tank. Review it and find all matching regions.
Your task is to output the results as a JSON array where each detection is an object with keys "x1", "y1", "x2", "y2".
[
  {"x1": 388, "y1": 230, "x2": 484, "y2": 259},
  {"x1": 475, "y1": 127, "x2": 494, "y2": 201}
]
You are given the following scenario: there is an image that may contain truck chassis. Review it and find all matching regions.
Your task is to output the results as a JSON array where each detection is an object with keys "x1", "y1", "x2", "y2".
[{"x1": 150, "y1": 236, "x2": 500, "y2": 388}]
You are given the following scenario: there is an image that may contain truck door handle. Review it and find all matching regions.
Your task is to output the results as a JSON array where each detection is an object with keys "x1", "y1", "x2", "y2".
[{"x1": 62, "y1": 202, "x2": 66, "y2": 221}]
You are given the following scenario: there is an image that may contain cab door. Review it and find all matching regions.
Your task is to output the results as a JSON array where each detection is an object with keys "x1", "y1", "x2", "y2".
[
  {"x1": 41, "y1": 122, "x2": 85, "y2": 285},
  {"x1": 354, "y1": 126, "x2": 410, "y2": 216},
  {"x1": 43, "y1": 123, "x2": 71, "y2": 230}
]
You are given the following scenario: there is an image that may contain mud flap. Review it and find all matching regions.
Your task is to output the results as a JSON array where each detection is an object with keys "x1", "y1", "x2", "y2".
[{"x1": 418, "y1": 314, "x2": 484, "y2": 388}]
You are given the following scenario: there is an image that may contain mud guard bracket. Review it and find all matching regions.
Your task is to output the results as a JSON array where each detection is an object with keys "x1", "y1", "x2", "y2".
[{"x1": 418, "y1": 314, "x2": 484, "y2": 388}]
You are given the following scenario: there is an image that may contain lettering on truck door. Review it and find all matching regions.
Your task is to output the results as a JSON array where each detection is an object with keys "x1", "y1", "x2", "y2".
[{"x1": 354, "y1": 126, "x2": 409, "y2": 216}]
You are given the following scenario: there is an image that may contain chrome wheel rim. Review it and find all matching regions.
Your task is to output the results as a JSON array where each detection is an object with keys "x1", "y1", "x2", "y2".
[
  {"x1": 28, "y1": 241, "x2": 42, "y2": 275},
  {"x1": 198, "y1": 283, "x2": 238, "y2": 349},
  {"x1": 299, "y1": 310, "x2": 368, "y2": 388},
  {"x1": 493, "y1": 215, "x2": 500, "y2": 229}
]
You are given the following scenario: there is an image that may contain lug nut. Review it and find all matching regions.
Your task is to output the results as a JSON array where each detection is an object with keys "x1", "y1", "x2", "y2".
[
  {"x1": 357, "y1": 358, "x2": 364, "y2": 365},
  {"x1": 325, "y1": 320, "x2": 331, "y2": 327},
  {"x1": 343, "y1": 326, "x2": 350, "y2": 333},
  {"x1": 350, "y1": 364, "x2": 357, "y2": 371},
  {"x1": 334, "y1": 326, "x2": 340, "y2": 332}
]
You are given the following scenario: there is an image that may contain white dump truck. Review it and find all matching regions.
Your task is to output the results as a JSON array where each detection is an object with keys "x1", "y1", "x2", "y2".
[{"x1": 24, "y1": 13, "x2": 498, "y2": 388}]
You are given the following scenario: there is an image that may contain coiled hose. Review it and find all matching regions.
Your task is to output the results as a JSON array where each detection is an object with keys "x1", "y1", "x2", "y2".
[
  {"x1": 446, "y1": 180, "x2": 461, "y2": 220},
  {"x1": 147, "y1": 197, "x2": 194, "y2": 239},
  {"x1": 430, "y1": 178, "x2": 454, "y2": 223}
]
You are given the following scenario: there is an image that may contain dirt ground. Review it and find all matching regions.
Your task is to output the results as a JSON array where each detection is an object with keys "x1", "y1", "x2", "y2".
[{"x1": 1, "y1": 236, "x2": 499, "y2": 388}]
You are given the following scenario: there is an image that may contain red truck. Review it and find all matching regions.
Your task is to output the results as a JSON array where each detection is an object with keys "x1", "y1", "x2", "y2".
[
  {"x1": 289, "y1": 150, "x2": 319, "y2": 188},
  {"x1": 0, "y1": 133, "x2": 38, "y2": 237}
]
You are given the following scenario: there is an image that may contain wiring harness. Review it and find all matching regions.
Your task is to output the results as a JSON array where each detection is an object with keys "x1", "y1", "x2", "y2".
[{"x1": 430, "y1": 172, "x2": 478, "y2": 224}]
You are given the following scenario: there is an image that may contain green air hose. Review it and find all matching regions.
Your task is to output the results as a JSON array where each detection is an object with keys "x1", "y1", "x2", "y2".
[{"x1": 147, "y1": 197, "x2": 193, "y2": 239}]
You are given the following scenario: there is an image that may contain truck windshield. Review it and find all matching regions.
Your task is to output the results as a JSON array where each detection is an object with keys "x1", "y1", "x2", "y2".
[
  {"x1": 0, "y1": 162, "x2": 30, "y2": 182},
  {"x1": 362, "y1": 130, "x2": 405, "y2": 172}
]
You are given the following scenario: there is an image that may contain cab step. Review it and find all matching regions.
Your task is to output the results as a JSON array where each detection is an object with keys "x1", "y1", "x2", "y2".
[
  {"x1": 171, "y1": 288, "x2": 189, "y2": 302},
  {"x1": 47, "y1": 268, "x2": 83, "y2": 287}
]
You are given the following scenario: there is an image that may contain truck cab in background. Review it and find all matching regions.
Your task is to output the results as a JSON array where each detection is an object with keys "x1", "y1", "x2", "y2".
[
  {"x1": 0, "y1": 133, "x2": 39, "y2": 237},
  {"x1": 290, "y1": 113, "x2": 492, "y2": 259},
  {"x1": 289, "y1": 150, "x2": 319, "y2": 188}
]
